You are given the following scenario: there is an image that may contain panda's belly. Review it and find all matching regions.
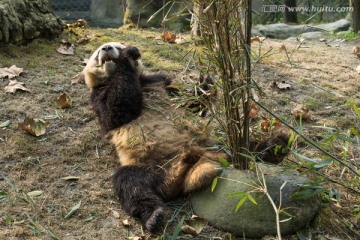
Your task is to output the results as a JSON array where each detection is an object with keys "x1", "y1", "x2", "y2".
[{"x1": 109, "y1": 100, "x2": 193, "y2": 165}]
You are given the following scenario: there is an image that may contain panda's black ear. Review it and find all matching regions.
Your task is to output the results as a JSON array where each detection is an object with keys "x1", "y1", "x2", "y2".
[{"x1": 123, "y1": 46, "x2": 141, "y2": 60}]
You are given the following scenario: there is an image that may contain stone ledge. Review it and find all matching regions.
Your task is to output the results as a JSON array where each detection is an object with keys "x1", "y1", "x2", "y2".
[{"x1": 190, "y1": 163, "x2": 321, "y2": 238}]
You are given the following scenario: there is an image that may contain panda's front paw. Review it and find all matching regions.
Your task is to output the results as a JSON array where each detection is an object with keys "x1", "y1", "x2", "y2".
[{"x1": 104, "y1": 61, "x2": 117, "y2": 76}]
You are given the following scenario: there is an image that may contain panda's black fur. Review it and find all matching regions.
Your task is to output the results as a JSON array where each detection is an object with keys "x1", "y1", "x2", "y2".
[
  {"x1": 90, "y1": 46, "x2": 143, "y2": 134},
  {"x1": 112, "y1": 165, "x2": 166, "y2": 233}
]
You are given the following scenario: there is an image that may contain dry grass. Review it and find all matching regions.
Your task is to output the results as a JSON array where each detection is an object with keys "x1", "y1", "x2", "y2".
[{"x1": 0, "y1": 26, "x2": 359, "y2": 239}]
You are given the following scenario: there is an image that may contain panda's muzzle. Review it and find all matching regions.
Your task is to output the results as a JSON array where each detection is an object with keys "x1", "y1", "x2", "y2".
[
  {"x1": 101, "y1": 45, "x2": 113, "y2": 51},
  {"x1": 101, "y1": 45, "x2": 114, "y2": 62}
]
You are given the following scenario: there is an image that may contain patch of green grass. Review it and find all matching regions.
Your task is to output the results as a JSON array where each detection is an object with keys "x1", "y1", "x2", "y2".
[
  {"x1": 27, "y1": 59, "x2": 39, "y2": 68},
  {"x1": 335, "y1": 30, "x2": 359, "y2": 40}
]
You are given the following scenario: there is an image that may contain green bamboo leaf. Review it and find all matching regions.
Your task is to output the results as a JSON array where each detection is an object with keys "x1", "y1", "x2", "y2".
[
  {"x1": 0, "y1": 191, "x2": 8, "y2": 201},
  {"x1": 219, "y1": 157, "x2": 230, "y2": 168},
  {"x1": 235, "y1": 196, "x2": 248, "y2": 212},
  {"x1": 211, "y1": 177, "x2": 218, "y2": 192},
  {"x1": 279, "y1": 217, "x2": 292, "y2": 222},
  {"x1": 147, "y1": 1, "x2": 172, "y2": 22},
  {"x1": 314, "y1": 159, "x2": 333, "y2": 169},
  {"x1": 3, "y1": 176, "x2": 18, "y2": 192},
  {"x1": 27, "y1": 190, "x2": 43, "y2": 197},
  {"x1": 6, "y1": 213, "x2": 11, "y2": 225},
  {"x1": 350, "y1": 128, "x2": 359, "y2": 136},
  {"x1": 64, "y1": 201, "x2": 81, "y2": 219},
  {"x1": 0, "y1": 120, "x2": 11, "y2": 128},
  {"x1": 287, "y1": 132, "x2": 294, "y2": 148},
  {"x1": 237, "y1": 152, "x2": 256, "y2": 161},
  {"x1": 47, "y1": 229, "x2": 59, "y2": 240},
  {"x1": 228, "y1": 192, "x2": 246, "y2": 198},
  {"x1": 247, "y1": 193, "x2": 257, "y2": 205},
  {"x1": 291, "y1": 151, "x2": 318, "y2": 164},
  {"x1": 171, "y1": 216, "x2": 185, "y2": 239},
  {"x1": 354, "y1": 104, "x2": 360, "y2": 119}
]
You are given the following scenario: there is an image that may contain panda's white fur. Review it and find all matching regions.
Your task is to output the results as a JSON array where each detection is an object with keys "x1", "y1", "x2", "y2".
[{"x1": 83, "y1": 42, "x2": 144, "y2": 89}]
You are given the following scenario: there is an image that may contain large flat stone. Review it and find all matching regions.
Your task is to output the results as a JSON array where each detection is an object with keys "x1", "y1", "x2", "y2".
[
  {"x1": 252, "y1": 19, "x2": 350, "y2": 39},
  {"x1": 190, "y1": 164, "x2": 321, "y2": 238}
]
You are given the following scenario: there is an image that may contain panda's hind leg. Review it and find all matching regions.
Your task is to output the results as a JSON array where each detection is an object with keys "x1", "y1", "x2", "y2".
[
  {"x1": 112, "y1": 165, "x2": 166, "y2": 233},
  {"x1": 139, "y1": 73, "x2": 172, "y2": 87},
  {"x1": 183, "y1": 157, "x2": 221, "y2": 193}
]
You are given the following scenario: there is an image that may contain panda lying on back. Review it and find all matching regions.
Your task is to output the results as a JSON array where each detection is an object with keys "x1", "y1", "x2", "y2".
[
  {"x1": 84, "y1": 43, "x2": 223, "y2": 233},
  {"x1": 85, "y1": 43, "x2": 291, "y2": 233}
]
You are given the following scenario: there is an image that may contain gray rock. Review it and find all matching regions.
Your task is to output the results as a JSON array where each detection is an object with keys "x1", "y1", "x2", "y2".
[
  {"x1": 316, "y1": 19, "x2": 350, "y2": 32},
  {"x1": 253, "y1": 23, "x2": 315, "y2": 39},
  {"x1": 0, "y1": 0, "x2": 63, "y2": 44},
  {"x1": 300, "y1": 31, "x2": 325, "y2": 39},
  {"x1": 190, "y1": 164, "x2": 321, "y2": 238},
  {"x1": 252, "y1": 19, "x2": 350, "y2": 39}
]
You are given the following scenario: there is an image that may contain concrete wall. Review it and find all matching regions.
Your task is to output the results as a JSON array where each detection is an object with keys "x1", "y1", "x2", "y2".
[{"x1": 90, "y1": 0, "x2": 124, "y2": 27}]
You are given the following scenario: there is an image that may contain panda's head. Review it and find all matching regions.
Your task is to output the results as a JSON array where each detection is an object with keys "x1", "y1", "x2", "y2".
[
  {"x1": 86, "y1": 42, "x2": 144, "y2": 77},
  {"x1": 98, "y1": 45, "x2": 141, "y2": 71},
  {"x1": 97, "y1": 44, "x2": 121, "y2": 65}
]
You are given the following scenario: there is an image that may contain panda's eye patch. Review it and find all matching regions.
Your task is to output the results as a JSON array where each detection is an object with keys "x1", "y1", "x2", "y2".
[{"x1": 102, "y1": 46, "x2": 114, "y2": 51}]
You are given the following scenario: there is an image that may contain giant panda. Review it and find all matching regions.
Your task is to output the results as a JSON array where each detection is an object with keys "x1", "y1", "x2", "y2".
[
  {"x1": 83, "y1": 43, "x2": 224, "y2": 233},
  {"x1": 85, "y1": 42, "x2": 291, "y2": 233}
]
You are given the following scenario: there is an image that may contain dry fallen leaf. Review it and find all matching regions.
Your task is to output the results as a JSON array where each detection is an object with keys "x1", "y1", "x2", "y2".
[
  {"x1": 270, "y1": 81, "x2": 291, "y2": 90},
  {"x1": 249, "y1": 102, "x2": 259, "y2": 119},
  {"x1": 71, "y1": 72, "x2": 85, "y2": 84},
  {"x1": 110, "y1": 211, "x2": 119, "y2": 219},
  {"x1": 356, "y1": 65, "x2": 360, "y2": 74},
  {"x1": 18, "y1": 116, "x2": 48, "y2": 136},
  {"x1": 122, "y1": 219, "x2": 130, "y2": 226},
  {"x1": 291, "y1": 104, "x2": 312, "y2": 121},
  {"x1": 261, "y1": 118, "x2": 271, "y2": 132},
  {"x1": 4, "y1": 80, "x2": 30, "y2": 93},
  {"x1": 107, "y1": 208, "x2": 120, "y2": 219},
  {"x1": 251, "y1": 88, "x2": 260, "y2": 102},
  {"x1": 61, "y1": 176, "x2": 80, "y2": 181},
  {"x1": 57, "y1": 40, "x2": 75, "y2": 55},
  {"x1": 175, "y1": 37, "x2": 185, "y2": 44},
  {"x1": 325, "y1": 39, "x2": 346, "y2": 47},
  {"x1": 260, "y1": 117, "x2": 282, "y2": 132},
  {"x1": 277, "y1": 82, "x2": 291, "y2": 90},
  {"x1": 76, "y1": 37, "x2": 90, "y2": 44},
  {"x1": 181, "y1": 215, "x2": 208, "y2": 235},
  {"x1": 0, "y1": 65, "x2": 23, "y2": 79},
  {"x1": 251, "y1": 36, "x2": 266, "y2": 43},
  {"x1": 279, "y1": 43, "x2": 286, "y2": 52},
  {"x1": 127, "y1": 236, "x2": 145, "y2": 240},
  {"x1": 160, "y1": 32, "x2": 176, "y2": 43},
  {"x1": 75, "y1": 19, "x2": 88, "y2": 28},
  {"x1": 56, "y1": 92, "x2": 72, "y2": 109},
  {"x1": 353, "y1": 46, "x2": 360, "y2": 58}
]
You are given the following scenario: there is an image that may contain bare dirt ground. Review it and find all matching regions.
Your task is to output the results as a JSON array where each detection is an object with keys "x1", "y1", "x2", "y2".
[{"x1": 0, "y1": 26, "x2": 359, "y2": 240}]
